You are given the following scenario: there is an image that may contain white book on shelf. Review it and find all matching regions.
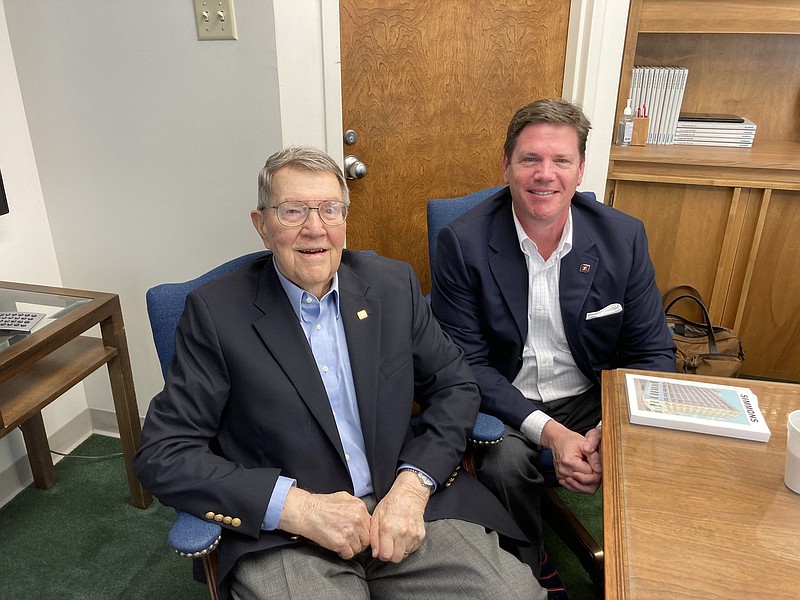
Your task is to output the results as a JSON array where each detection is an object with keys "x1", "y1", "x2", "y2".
[
  {"x1": 648, "y1": 67, "x2": 669, "y2": 144},
  {"x1": 629, "y1": 66, "x2": 644, "y2": 114},
  {"x1": 663, "y1": 67, "x2": 686, "y2": 144},
  {"x1": 674, "y1": 132, "x2": 756, "y2": 141},
  {"x1": 658, "y1": 67, "x2": 677, "y2": 144},
  {"x1": 673, "y1": 139, "x2": 754, "y2": 147},
  {"x1": 624, "y1": 373, "x2": 771, "y2": 442},
  {"x1": 666, "y1": 67, "x2": 689, "y2": 144},
  {"x1": 640, "y1": 67, "x2": 656, "y2": 137},
  {"x1": 651, "y1": 67, "x2": 670, "y2": 144}
]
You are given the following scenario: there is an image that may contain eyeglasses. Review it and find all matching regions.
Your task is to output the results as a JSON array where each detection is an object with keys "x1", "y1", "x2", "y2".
[{"x1": 268, "y1": 200, "x2": 348, "y2": 227}]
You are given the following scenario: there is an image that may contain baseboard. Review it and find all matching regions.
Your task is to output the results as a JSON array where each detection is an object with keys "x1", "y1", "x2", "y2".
[
  {"x1": 88, "y1": 406, "x2": 146, "y2": 437},
  {"x1": 0, "y1": 410, "x2": 92, "y2": 508}
]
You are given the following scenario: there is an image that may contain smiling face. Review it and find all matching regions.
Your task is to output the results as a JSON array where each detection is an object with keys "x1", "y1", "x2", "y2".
[
  {"x1": 251, "y1": 165, "x2": 346, "y2": 299},
  {"x1": 502, "y1": 122, "x2": 585, "y2": 235}
]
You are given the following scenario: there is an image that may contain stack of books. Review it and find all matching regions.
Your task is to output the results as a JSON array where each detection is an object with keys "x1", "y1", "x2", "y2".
[
  {"x1": 674, "y1": 113, "x2": 757, "y2": 148},
  {"x1": 628, "y1": 65, "x2": 689, "y2": 145}
]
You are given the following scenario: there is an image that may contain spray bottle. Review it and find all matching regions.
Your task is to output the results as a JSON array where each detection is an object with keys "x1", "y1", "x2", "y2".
[{"x1": 617, "y1": 98, "x2": 634, "y2": 147}]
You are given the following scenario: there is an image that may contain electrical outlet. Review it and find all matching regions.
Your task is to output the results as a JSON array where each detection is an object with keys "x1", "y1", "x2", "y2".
[{"x1": 193, "y1": 0, "x2": 237, "y2": 41}]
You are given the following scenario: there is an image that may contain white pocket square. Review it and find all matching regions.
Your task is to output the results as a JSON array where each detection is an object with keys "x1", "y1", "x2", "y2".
[{"x1": 585, "y1": 303, "x2": 623, "y2": 320}]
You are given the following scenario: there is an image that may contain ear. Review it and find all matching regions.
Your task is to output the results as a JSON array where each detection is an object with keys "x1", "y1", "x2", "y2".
[
  {"x1": 577, "y1": 156, "x2": 586, "y2": 186},
  {"x1": 501, "y1": 153, "x2": 511, "y2": 184},
  {"x1": 251, "y1": 209, "x2": 271, "y2": 248}
]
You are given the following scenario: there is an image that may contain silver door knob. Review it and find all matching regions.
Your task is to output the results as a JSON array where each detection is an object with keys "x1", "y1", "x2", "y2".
[{"x1": 344, "y1": 155, "x2": 367, "y2": 180}]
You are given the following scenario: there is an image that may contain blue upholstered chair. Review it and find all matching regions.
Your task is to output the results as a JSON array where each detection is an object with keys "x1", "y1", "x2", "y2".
[
  {"x1": 145, "y1": 249, "x2": 505, "y2": 599},
  {"x1": 145, "y1": 250, "x2": 271, "y2": 600},
  {"x1": 426, "y1": 186, "x2": 604, "y2": 587}
]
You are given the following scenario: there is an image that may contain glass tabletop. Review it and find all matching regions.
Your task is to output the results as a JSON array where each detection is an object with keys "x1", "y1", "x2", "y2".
[{"x1": 0, "y1": 286, "x2": 90, "y2": 353}]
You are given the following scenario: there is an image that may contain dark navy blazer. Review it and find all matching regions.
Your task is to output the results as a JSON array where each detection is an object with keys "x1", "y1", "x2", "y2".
[
  {"x1": 134, "y1": 250, "x2": 525, "y2": 598},
  {"x1": 431, "y1": 187, "x2": 676, "y2": 430}
]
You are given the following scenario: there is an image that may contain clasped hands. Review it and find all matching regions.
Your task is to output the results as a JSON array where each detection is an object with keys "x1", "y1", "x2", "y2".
[
  {"x1": 541, "y1": 420, "x2": 603, "y2": 494},
  {"x1": 278, "y1": 469, "x2": 429, "y2": 563}
]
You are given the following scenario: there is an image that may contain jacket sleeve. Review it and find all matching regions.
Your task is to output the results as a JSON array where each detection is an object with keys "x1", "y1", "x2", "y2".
[
  {"x1": 430, "y1": 225, "x2": 535, "y2": 430},
  {"x1": 393, "y1": 261, "x2": 483, "y2": 486},
  {"x1": 133, "y1": 291, "x2": 277, "y2": 539}
]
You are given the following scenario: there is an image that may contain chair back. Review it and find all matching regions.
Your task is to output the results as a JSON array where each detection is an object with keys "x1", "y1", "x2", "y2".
[
  {"x1": 426, "y1": 186, "x2": 504, "y2": 268},
  {"x1": 145, "y1": 250, "x2": 270, "y2": 378}
]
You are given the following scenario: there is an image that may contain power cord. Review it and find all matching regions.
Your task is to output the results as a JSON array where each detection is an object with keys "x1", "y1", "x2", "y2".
[{"x1": 50, "y1": 449, "x2": 123, "y2": 459}]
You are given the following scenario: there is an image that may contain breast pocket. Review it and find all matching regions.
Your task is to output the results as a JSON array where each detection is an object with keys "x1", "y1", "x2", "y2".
[{"x1": 379, "y1": 345, "x2": 412, "y2": 380}]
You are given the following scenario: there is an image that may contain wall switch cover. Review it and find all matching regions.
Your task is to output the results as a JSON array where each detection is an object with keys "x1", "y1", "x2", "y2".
[{"x1": 193, "y1": 0, "x2": 237, "y2": 41}]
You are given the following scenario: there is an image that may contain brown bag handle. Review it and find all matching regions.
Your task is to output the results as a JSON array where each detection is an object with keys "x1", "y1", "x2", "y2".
[
  {"x1": 664, "y1": 293, "x2": 719, "y2": 353},
  {"x1": 662, "y1": 285, "x2": 705, "y2": 308}
]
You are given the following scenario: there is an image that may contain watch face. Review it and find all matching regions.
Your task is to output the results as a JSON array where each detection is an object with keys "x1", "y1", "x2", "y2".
[{"x1": 416, "y1": 471, "x2": 434, "y2": 489}]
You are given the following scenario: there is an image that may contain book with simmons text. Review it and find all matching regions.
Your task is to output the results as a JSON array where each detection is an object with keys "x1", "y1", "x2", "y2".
[{"x1": 625, "y1": 373, "x2": 771, "y2": 442}]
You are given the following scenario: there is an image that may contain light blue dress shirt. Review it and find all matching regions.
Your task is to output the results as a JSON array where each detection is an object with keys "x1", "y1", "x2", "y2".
[{"x1": 262, "y1": 269, "x2": 372, "y2": 530}]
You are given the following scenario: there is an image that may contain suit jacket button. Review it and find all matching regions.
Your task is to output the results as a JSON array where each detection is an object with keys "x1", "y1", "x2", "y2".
[
  {"x1": 231, "y1": 518, "x2": 242, "y2": 527},
  {"x1": 214, "y1": 514, "x2": 224, "y2": 522},
  {"x1": 205, "y1": 512, "x2": 215, "y2": 520},
  {"x1": 223, "y1": 516, "x2": 232, "y2": 524}
]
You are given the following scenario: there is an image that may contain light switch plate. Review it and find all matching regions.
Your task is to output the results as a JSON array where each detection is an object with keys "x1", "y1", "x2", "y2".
[{"x1": 193, "y1": 0, "x2": 237, "y2": 41}]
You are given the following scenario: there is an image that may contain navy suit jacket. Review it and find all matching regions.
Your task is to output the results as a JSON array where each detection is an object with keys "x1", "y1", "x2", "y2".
[
  {"x1": 430, "y1": 187, "x2": 676, "y2": 430},
  {"x1": 134, "y1": 250, "x2": 523, "y2": 597}
]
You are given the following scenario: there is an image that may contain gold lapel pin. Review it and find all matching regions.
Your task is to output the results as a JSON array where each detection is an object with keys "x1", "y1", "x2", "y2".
[{"x1": 357, "y1": 309, "x2": 368, "y2": 320}]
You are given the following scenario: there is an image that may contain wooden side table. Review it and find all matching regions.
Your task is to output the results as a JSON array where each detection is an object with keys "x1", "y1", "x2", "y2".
[{"x1": 0, "y1": 281, "x2": 151, "y2": 508}]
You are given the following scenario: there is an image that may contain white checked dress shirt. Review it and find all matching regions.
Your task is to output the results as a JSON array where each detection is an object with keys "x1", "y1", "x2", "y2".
[{"x1": 512, "y1": 208, "x2": 593, "y2": 444}]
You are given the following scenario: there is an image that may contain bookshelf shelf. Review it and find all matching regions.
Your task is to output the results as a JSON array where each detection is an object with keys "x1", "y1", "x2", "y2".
[
  {"x1": 607, "y1": 0, "x2": 800, "y2": 382},
  {"x1": 639, "y1": 0, "x2": 800, "y2": 34},
  {"x1": 610, "y1": 140, "x2": 800, "y2": 176}
]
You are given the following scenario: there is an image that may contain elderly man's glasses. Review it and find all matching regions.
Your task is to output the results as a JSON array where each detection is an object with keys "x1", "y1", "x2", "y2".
[{"x1": 269, "y1": 200, "x2": 348, "y2": 227}]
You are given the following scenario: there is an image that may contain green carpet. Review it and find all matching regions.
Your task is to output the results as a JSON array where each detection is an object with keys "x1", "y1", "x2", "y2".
[
  {"x1": 0, "y1": 435, "x2": 200, "y2": 599},
  {"x1": 0, "y1": 435, "x2": 603, "y2": 599},
  {"x1": 543, "y1": 487, "x2": 604, "y2": 600}
]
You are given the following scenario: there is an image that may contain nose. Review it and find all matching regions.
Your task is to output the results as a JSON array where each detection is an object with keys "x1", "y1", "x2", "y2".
[
  {"x1": 534, "y1": 160, "x2": 556, "y2": 180},
  {"x1": 301, "y1": 208, "x2": 327, "y2": 234}
]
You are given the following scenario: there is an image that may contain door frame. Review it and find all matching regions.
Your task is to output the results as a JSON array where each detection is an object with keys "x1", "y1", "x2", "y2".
[{"x1": 272, "y1": 0, "x2": 629, "y2": 195}]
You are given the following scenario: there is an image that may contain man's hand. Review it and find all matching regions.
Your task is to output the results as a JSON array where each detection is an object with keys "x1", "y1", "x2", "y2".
[
  {"x1": 278, "y1": 488, "x2": 371, "y2": 559},
  {"x1": 369, "y1": 470, "x2": 429, "y2": 563},
  {"x1": 540, "y1": 420, "x2": 602, "y2": 494}
]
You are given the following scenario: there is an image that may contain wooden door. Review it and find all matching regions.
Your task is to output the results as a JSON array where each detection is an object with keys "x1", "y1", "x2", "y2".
[{"x1": 340, "y1": 0, "x2": 569, "y2": 292}]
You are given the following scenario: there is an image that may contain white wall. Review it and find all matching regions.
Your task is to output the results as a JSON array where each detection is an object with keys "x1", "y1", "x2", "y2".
[
  {"x1": 0, "y1": 0, "x2": 283, "y2": 503},
  {"x1": 3, "y1": 0, "x2": 283, "y2": 416},
  {"x1": 0, "y1": 0, "x2": 90, "y2": 506}
]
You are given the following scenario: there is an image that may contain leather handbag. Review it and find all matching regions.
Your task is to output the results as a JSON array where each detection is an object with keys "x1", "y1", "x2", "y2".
[{"x1": 662, "y1": 286, "x2": 745, "y2": 377}]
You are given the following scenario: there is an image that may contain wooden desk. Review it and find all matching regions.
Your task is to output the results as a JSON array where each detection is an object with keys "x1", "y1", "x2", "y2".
[
  {"x1": 602, "y1": 369, "x2": 800, "y2": 599},
  {"x1": 0, "y1": 281, "x2": 152, "y2": 509}
]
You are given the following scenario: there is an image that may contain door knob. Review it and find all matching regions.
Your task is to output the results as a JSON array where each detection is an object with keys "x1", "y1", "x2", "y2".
[{"x1": 344, "y1": 155, "x2": 367, "y2": 180}]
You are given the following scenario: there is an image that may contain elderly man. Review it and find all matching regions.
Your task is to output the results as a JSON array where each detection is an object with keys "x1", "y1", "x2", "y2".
[
  {"x1": 134, "y1": 146, "x2": 544, "y2": 600},
  {"x1": 430, "y1": 98, "x2": 675, "y2": 575}
]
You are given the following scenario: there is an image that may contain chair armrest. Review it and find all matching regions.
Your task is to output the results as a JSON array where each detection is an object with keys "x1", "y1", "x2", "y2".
[
  {"x1": 469, "y1": 412, "x2": 504, "y2": 445},
  {"x1": 168, "y1": 510, "x2": 222, "y2": 558}
]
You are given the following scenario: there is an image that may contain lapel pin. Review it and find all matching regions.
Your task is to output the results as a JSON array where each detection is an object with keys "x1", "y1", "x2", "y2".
[
  {"x1": 580, "y1": 263, "x2": 591, "y2": 273},
  {"x1": 357, "y1": 309, "x2": 369, "y2": 320}
]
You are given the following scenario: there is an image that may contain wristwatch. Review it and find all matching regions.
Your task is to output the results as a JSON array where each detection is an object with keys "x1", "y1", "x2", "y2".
[{"x1": 399, "y1": 468, "x2": 435, "y2": 492}]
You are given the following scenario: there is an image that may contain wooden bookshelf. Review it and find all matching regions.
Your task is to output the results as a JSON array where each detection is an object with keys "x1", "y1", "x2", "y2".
[{"x1": 606, "y1": 0, "x2": 800, "y2": 381}]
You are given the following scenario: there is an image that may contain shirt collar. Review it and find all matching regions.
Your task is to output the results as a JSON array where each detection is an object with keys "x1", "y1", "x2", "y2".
[
  {"x1": 274, "y1": 264, "x2": 341, "y2": 321},
  {"x1": 512, "y1": 205, "x2": 574, "y2": 261}
]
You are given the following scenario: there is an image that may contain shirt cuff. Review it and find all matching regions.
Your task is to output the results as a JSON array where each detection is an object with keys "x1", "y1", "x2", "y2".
[
  {"x1": 262, "y1": 476, "x2": 297, "y2": 531},
  {"x1": 520, "y1": 410, "x2": 553, "y2": 446}
]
